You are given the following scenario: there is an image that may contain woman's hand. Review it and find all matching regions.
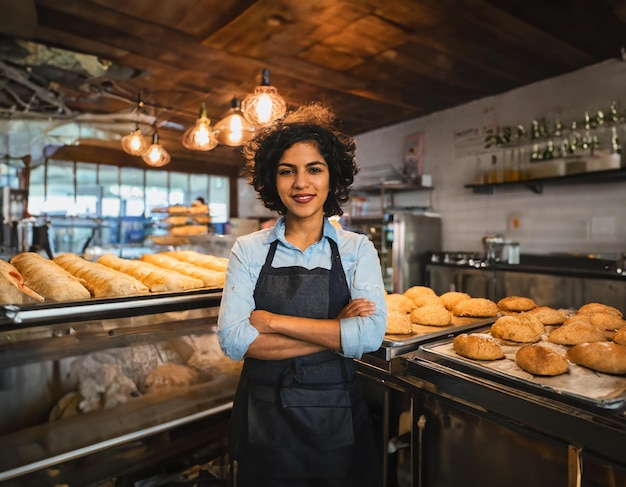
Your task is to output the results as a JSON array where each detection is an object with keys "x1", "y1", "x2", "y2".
[
  {"x1": 336, "y1": 298, "x2": 376, "y2": 319},
  {"x1": 250, "y1": 309, "x2": 276, "y2": 333}
]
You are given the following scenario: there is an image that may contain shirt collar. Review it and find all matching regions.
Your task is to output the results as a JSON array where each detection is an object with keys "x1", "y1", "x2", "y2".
[{"x1": 265, "y1": 216, "x2": 338, "y2": 245}]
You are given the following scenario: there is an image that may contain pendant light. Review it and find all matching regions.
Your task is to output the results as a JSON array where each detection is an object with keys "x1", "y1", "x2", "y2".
[
  {"x1": 182, "y1": 102, "x2": 218, "y2": 151},
  {"x1": 121, "y1": 122, "x2": 148, "y2": 155},
  {"x1": 121, "y1": 93, "x2": 148, "y2": 155},
  {"x1": 241, "y1": 68, "x2": 286, "y2": 126},
  {"x1": 142, "y1": 130, "x2": 171, "y2": 167},
  {"x1": 214, "y1": 97, "x2": 254, "y2": 146}
]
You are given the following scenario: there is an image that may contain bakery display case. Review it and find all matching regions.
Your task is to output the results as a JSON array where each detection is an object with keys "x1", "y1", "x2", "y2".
[
  {"x1": 0, "y1": 289, "x2": 241, "y2": 486},
  {"x1": 359, "y1": 320, "x2": 626, "y2": 487}
]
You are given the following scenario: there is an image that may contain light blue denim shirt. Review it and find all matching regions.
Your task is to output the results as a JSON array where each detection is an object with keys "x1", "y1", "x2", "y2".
[{"x1": 217, "y1": 217, "x2": 387, "y2": 361}]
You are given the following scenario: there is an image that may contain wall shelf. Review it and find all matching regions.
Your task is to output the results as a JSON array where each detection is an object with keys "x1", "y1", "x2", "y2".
[{"x1": 465, "y1": 167, "x2": 626, "y2": 194}]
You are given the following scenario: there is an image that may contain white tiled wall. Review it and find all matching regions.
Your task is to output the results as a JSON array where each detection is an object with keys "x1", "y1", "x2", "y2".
[{"x1": 354, "y1": 59, "x2": 626, "y2": 258}]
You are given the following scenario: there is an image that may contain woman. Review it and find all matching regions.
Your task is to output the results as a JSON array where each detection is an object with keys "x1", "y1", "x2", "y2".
[{"x1": 217, "y1": 103, "x2": 387, "y2": 486}]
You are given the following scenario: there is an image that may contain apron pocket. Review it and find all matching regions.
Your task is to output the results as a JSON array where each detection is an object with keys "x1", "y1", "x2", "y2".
[
  {"x1": 278, "y1": 387, "x2": 354, "y2": 448},
  {"x1": 247, "y1": 383, "x2": 278, "y2": 447}
]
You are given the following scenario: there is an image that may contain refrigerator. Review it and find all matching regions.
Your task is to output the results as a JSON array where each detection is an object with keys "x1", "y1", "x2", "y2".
[{"x1": 347, "y1": 212, "x2": 442, "y2": 293}]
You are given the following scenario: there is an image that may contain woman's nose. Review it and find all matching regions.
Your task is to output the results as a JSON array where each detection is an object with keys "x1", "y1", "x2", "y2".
[{"x1": 293, "y1": 170, "x2": 308, "y2": 188}]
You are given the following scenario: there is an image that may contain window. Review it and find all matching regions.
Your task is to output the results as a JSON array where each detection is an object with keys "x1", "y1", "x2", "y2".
[{"x1": 27, "y1": 161, "x2": 230, "y2": 253}]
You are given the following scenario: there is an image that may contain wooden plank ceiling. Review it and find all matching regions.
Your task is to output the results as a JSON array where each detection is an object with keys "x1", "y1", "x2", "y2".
[{"x1": 0, "y1": 0, "x2": 624, "y2": 175}]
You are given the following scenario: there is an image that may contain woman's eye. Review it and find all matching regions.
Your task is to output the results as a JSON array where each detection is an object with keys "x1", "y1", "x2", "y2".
[{"x1": 278, "y1": 169, "x2": 293, "y2": 176}]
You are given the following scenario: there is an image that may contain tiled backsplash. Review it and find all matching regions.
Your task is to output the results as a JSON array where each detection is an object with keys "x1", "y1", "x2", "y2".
[{"x1": 355, "y1": 59, "x2": 626, "y2": 258}]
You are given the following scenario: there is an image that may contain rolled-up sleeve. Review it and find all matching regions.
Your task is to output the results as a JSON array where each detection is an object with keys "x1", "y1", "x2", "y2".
[
  {"x1": 339, "y1": 236, "x2": 387, "y2": 358},
  {"x1": 217, "y1": 239, "x2": 260, "y2": 361}
]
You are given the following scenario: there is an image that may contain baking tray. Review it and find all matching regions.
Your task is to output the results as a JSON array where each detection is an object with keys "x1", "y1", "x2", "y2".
[
  {"x1": 418, "y1": 328, "x2": 626, "y2": 409},
  {"x1": 374, "y1": 316, "x2": 497, "y2": 362}
]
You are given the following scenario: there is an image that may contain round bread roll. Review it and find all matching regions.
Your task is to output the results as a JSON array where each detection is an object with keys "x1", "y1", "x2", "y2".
[
  {"x1": 404, "y1": 286, "x2": 440, "y2": 308},
  {"x1": 410, "y1": 304, "x2": 451, "y2": 326},
  {"x1": 410, "y1": 293, "x2": 442, "y2": 308},
  {"x1": 497, "y1": 296, "x2": 537, "y2": 312},
  {"x1": 548, "y1": 320, "x2": 607, "y2": 345},
  {"x1": 490, "y1": 314, "x2": 544, "y2": 343},
  {"x1": 386, "y1": 310, "x2": 413, "y2": 335},
  {"x1": 526, "y1": 306, "x2": 568, "y2": 325},
  {"x1": 404, "y1": 285, "x2": 436, "y2": 299},
  {"x1": 577, "y1": 303, "x2": 623, "y2": 318},
  {"x1": 439, "y1": 291, "x2": 470, "y2": 311},
  {"x1": 385, "y1": 293, "x2": 415, "y2": 314},
  {"x1": 453, "y1": 333, "x2": 504, "y2": 360},
  {"x1": 613, "y1": 326, "x2": 626, "y2": 345},
  {"x1": 562, "y1": 314, "x2": 591, "y2": 326},
  {"x1": 515, "y1": 343, "x2": 569, "y2": 376},
  {"x1": 587, "y1": 312, "x2": 626, "y2": 331},
  {"x1": 567, "y1": 342, "x2": 626, "y2": 375},
  {"x1": 452, "y1": 297, "x2": 499, "y2": 317}
]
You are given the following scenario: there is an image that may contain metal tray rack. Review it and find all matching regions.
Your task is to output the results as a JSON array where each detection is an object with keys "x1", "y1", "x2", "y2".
[
  {"x1": 417, "y1": 327, "x2": 626, "y2": 409},
  {"x1": 360, "y1": 316, "x2": 497, "y2": 373}
]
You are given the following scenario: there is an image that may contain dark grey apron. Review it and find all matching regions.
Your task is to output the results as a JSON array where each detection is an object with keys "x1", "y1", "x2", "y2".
[{"x1": 230, "y1": 238, "x2": 380, "y2": 486}]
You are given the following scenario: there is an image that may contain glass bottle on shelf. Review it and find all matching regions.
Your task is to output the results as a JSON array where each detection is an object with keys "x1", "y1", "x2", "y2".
[
  {"x1": 473, "y1": 156, "x2": 485, "y2": 184},
  {"x1": 611, "y1": 126, "x2": 621, "y2": 154}
]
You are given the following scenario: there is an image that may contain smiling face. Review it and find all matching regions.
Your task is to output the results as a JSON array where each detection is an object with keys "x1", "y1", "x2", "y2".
[{"x1": 276, "y1": 141, "x2": 330, "y2": 222}]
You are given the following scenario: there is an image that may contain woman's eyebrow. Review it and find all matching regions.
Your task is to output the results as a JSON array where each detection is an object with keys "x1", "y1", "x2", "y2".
[{"x1": 277, "y1": 161, "x2": 327, "y2": 167}]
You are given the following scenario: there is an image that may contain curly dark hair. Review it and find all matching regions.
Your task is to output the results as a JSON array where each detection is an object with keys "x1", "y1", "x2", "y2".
[{"x1": 242, "y1": 103, "x2": 359, "y2": 217}]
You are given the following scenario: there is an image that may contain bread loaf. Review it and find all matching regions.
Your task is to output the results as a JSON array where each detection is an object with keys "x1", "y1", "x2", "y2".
[
  {"x1": 452, "y1": 297, "x2": 499, "y2": 317},
  {"x1": 160, "y1": 250, "x2": 228, "y2": 273},
  {"x1": 490, "y1": 314, "x2": 544, "y2": 343},
  {"x1": 567, "y1": 342, "x2": 626, "y2": 375},
  {"x1": 453, "y1": 333, "x2": 504, "y2": 360},
  {"x1": 577, "y1": 303, "x2": 623, "y2": 318},
  {"x1": 53, "y1": 253, "x2": 149, "y2": 298},
  {"x1": 385, "y1": 293, "x2": 415, "y2": 314},
  {"x1": 439, "y1": 291, "x2": 470, "y2": 311},
  {"x1": 515, "y1": 343, "x2": 569, "y2": 376},
  {"x1": 170, "y1": 224, "x2": 209, "y2": 236},
  {"x1": 410, "y1": 304, "x2": 451, "y2": 326},
  {"x1": 11, "y1": 252, "x2": 91, "y2": 301},
  {"x1": 97, "y1": 253, "x2": 204, "y2": 292},
  {"x1": 587, "y1": 312, "x2": 626, "y2": 331},
  {"x1": 0, "y1": 258, "x2": 44, "y2": 304},
  {"x1": 141, "y1": 253, "x2": 225, "y2": 288},
  {"x1": 497, "y1": 296, "x2": 537, "y2": 312},
  {"x1": 404, "y1": 286, "x2": 440, "y2": 307},
  {"x1": 548, "y1": 319, "x2": 607, "y2": 345},
  {"x1": 385, "y1": 311, "x2": 412, "y2": 335},
  {"x1": 526, "y1": 306, "x2": 568, "y2": 325}
]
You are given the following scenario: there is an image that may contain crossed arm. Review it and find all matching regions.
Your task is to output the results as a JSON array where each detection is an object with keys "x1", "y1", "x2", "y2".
[{"x1": 245, "y1": 298, "x2": 376, "y2": 360}]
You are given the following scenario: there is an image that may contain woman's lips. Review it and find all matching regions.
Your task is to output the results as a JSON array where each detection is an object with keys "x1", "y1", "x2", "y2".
[{"x1": 292, "y1": 194, "x2": 315, "y2": 203}]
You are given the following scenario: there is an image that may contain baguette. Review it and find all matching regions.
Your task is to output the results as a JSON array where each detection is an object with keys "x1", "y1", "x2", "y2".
[
  {"x1": 160, "y1": 250, "x2": 228, "y2": 273},
  {"x1": 97, "y1": 253, "x2": 203, "y2": 292},
  {"x1": 141, "y1": 253, "x2": 225, "y2": 288},
  {"x1": 10, "y1": 252, "x2": 91, "y2": 301},
  {"x1": 53, "y1": 253, "x2": 149, "y2": 298},
  {"x1": 0, "y1": 258, "x2": 44, "y2": 304}
]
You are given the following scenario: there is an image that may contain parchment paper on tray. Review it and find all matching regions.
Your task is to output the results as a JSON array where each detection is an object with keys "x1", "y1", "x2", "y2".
[
  {"x1": 421, "y1": 335, "x2": 626, "y2": 408},
  {"x1": 384, "y1": 316, "x2": 495, "y2": 345}
]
